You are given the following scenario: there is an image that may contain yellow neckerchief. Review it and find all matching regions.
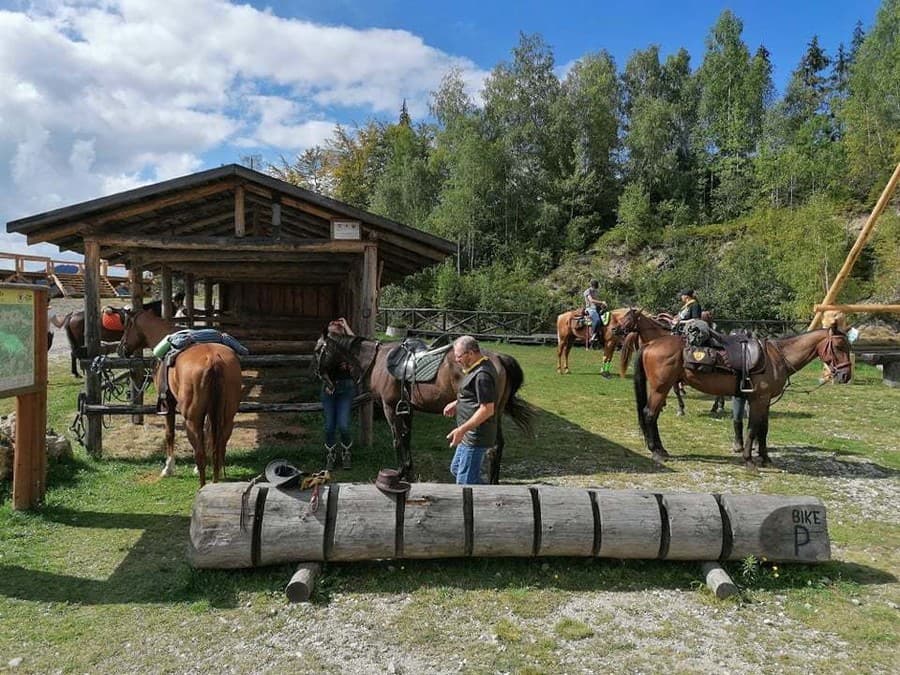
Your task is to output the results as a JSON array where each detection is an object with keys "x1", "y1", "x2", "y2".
[
  {"x1": 680, "y1": 298, "x2": 697, "y2": 313},
  {"x1": 462, "y1": 355, "x2": 488, "y2": 374}
]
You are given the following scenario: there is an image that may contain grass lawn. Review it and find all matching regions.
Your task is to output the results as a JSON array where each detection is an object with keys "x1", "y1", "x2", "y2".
[{"x1": 0, "y1": 344, "x2": 897, "y2": 673}]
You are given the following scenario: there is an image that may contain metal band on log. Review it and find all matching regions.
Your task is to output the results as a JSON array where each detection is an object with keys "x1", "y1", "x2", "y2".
[{"x1": 188, "y1": 483, "x2": 830, "y2": 569}]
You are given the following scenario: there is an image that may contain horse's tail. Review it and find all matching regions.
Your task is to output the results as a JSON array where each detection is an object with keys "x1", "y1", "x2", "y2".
[
  {"x1": 620, "y1": 332, "x2": 640, "y2": 377},
  {"x1": 202, "y1": 357, "x2": 226, "y2": 477},
  {"x1": 497, "y1": 352, "x2": 536, "y2": 438},
  {"x1": 633, "y1": 346, "x2": 649, "y2": 438}
]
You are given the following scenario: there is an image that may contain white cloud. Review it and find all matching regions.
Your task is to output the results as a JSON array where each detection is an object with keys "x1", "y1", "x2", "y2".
[{"x1": 1, "y1": 0, "x2": 489, "y2": 255}]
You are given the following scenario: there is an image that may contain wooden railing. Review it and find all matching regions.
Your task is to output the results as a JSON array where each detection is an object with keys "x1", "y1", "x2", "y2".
[{"x1": 377, "y1": 308, "x2": 532, "y2": 337}]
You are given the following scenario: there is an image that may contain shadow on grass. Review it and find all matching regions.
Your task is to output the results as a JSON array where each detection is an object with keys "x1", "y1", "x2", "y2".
[
  {"x1": 0, "y1": 506, "x2": 293, "y2": 608},
  {"x1": 311, "y1": 554, "x2": 898, "y2": 603}
]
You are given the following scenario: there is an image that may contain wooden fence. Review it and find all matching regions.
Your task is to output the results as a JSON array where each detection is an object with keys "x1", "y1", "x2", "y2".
[{"x1": 377, "y1": 308, "x2": 808, "y2": 341}]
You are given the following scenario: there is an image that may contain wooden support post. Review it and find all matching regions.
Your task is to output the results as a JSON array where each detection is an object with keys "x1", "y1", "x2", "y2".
[
  {"x1": 234, "y1": 185, "x2": 245, "y2": 237},
  {"x1": 185, "y1": 274, "x2": 195, "y2": 327},
  {"x1": 701, "y1": 562, "x2": 738, "y2": 599},
  {"x1": 84, "y1": 241, "x2": 103, "y2": 456},
  {"x1": 130, "y1": 256, "x2": 145, "y2": 426},
  {"x1": 360, "y1": 243, "x2": 378, "y2": 447},
  {"x1": 204, "y1": 279, "x2": 213, "y2": 326},
  {"x1": 285, "y1": 562, "x2": 321, "y2": 603},
  {"x1": 809, "y1": 162, "x2": 900, "y2": 330},
  {"x1": 161, "y1": 266, "x2": 173, "y2": 319}
]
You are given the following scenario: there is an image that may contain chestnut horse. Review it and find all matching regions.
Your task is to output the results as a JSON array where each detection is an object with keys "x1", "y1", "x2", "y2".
[
  {"x1": 63, "y1": 299, "x2": 166, "y2": 377},
  {"x1": 314, "y1": 334, "x2": 535, "y2": 483},
  {"x1": 614, "y1": 308, "x2": 687, "y2": 416},
  {"x1": 632, "y1": 325, "x2": 852, "y2": 467},
  {"x1": 556, "y1": 307, "x2": 630, "y2": 376},
  {"x1": 117, "y1": 309, "x2": 242, "y2": 486}
]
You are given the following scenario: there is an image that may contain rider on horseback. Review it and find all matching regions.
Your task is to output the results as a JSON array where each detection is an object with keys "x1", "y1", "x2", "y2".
[{"x1": 583, "y1": 280, "x2": 608, "y2": 347}]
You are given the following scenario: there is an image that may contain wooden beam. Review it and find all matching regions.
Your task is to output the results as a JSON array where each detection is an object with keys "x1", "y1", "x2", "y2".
[
  {"x1": 360, "y1": 243, "x2": 378, "y2": 448},
  {"x1": 91, "y1": 234, "x2": 368, "y2": 254},
  {"x1": 161, "y1": 266, "x2": 173, "y2": 319},
  {"x1": 234, "y1": 185, "x2": 245, "y2": 237},
  {"x1": 26, "y1": 221, "x2": 92, "y2": 245},
  {"x1": 809, "y1": 162, "x2": 900, "y2": 330},
  {"x1": 814, "y1": 304, "x2": 900, "y2": 314},
  {"x1": 83, "y1": 240, "x2": 103, "y2": 457},
  {"x1": 185, "y1": 274, "x2": 195, "y2": 327},
  {"x1": 92, "y1": 180, "x2": 238, "y2": 226}
]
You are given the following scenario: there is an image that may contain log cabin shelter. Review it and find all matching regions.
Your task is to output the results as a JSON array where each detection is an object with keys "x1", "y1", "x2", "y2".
[{"x1": 6, "y1": 163, "x2": 455, "y2": 348}]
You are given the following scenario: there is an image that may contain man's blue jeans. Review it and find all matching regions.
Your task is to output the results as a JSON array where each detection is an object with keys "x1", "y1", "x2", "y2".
[
  {"x1": 450, "y1": 443, "x2": 486, "y2": 485},
  {"x1": 587, "y1": 307, "x2": 601, "y2": 336},
  {"x1": 321, "y1": 378, "x2": 355, "y2": 446}
]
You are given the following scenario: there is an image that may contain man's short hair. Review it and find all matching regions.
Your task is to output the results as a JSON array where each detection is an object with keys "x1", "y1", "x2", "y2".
[
  {"x1": 454, "y1": 335, "x2": 480, "y2": 354},
  {"x1": 590, "y1": 280, "x2": 599, "y2": 288}
]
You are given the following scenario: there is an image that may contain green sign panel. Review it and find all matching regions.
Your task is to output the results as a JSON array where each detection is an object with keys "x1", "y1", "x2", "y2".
[{"x1": 0, "y1": 286, "x2": 36, "y2": 394}]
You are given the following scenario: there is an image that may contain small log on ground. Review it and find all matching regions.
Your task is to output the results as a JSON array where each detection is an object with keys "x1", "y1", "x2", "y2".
[
  {"x1": 286, "y1": 562, "x2": 321, "y2": 603},
  {"x1": 701, "y1": 561, "x2": 738, "y2": 599}
]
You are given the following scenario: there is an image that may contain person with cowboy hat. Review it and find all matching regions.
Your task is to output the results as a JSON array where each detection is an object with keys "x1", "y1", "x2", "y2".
[
  {"x1": 442, "y1": 335, "x2": 497, "y2": 485},
  {"x1": 321, "y1": 317, "x2": 356, "y2": 471},
  {"x1": 675, "y1": 289, "x2": 702, "y2": 324}
]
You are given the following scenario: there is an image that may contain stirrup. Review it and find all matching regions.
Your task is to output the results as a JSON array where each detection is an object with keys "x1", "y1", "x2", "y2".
[
  {"x1": 740, "y1": 377, "x2": 754, "y2": 393},
  {"x1": 395, "y1": 399, "x2": 412, "y2": 416},
  {"x1": 340, "y1": 442, "x2": 352, "y2": 470}
]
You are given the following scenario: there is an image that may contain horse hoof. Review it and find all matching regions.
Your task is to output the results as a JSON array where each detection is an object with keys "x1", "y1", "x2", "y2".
[
  {"x1": 743, "y1": 460, "x2": 758, "y2": 472},
  {"x1": 601, "y1": 372, "x2": 611, "y2": 379},
  {"x1": 651, "y1": 451, "x2": 669, "y2": 463},
  {"x1": 676, "y1": 410, "x2": 685, "y2": 417},
  {"x1": 731, "y1": 445, "x2": 743, "y2": 454}
]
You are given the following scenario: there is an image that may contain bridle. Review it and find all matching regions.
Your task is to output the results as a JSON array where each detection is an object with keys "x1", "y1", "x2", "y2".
[
  {"x1": 313, "y1": 333, "x2": 380, "y2": 391},
  {"x1": 116, "y1": 309, "x2": 138, "y2": 357},
  {"x1": 818, "y1": 331, "x2": 852, "y2": 382}
]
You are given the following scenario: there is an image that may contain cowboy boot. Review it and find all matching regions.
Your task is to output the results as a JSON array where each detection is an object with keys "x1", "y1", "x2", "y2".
[
  {"x1": 340, "y1": 442, "x2": 352, "y2": 470},
  {"x1": 325, "y1": 444, "x2": 337, "y2": 471}
]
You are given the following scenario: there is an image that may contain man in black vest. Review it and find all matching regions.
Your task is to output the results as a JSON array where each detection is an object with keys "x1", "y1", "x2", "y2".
[{"x1": 443, "y1": 335, "x2": 497, "y2": 484}]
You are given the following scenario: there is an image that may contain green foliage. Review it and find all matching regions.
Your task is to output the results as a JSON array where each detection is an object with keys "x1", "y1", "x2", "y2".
[{"x1": 839, "y1": 0, "x2": 900, "y2": 198}]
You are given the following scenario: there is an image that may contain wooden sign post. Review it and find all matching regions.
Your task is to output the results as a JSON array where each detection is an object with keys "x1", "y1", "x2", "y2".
[{"x1": 0, "y1": 283, "x2": 48, "y2": 510}]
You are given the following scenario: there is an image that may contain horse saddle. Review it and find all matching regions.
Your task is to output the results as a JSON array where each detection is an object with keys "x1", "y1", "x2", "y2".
[
  {"x1": 683, "y1": 334, "x2": 766, "y2": 392},
  {"x1": 570, "y1": 309, "x2": 591, "y2": 328},
  {"x1": 386, "y1": 337, "x2": 453, "y2": 383}
]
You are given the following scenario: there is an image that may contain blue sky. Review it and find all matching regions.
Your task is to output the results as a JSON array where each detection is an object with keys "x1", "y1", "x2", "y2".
[{"x1": 0, "y1": 0, "x2": 883, "y2": 259}]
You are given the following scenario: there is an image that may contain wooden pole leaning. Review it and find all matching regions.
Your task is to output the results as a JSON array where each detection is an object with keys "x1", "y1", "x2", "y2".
[
  {"x1": 83, "y1": 240, "x2": 103, "y2": 456},
  {"x1": 808, "y1": 162, "x2": 900, "y2": 331},
  {"x1": 189, "y1": 483, "x2": 831, "y2": 572}
]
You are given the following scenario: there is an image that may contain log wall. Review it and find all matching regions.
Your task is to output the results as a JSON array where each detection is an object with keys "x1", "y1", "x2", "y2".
[{"x1": 189, "y1": 483, "x2": 831, "y2": 569}]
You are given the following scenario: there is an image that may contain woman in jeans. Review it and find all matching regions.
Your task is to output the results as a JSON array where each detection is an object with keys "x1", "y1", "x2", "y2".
[{"x1": 321, "y1": 318, "x2": 356, "y2": 470}]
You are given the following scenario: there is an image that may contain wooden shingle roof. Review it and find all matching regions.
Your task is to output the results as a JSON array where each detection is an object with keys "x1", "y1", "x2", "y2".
[{"x1": 6, "y1": 164, "x2": 454, "y2": 285}]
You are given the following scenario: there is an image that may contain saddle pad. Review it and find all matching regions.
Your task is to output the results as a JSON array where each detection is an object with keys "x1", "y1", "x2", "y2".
[{"x1": 386, "y1": 343, "x2": 452, "y2": 382}]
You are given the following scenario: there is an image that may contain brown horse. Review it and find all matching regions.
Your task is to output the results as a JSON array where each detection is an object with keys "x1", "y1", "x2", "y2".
[
  {"x1": 556, "y1": 307, "x2": 631, "y2": 376},
  {"x1": 63, "y1": 299, "x2": 166, "y2": 377},
  {"x1": 632, "y1": 325, "x2": 852, "y2": 467},
  {"x1": 615, "y1": 308, "x2": 687, "y2": 416},
  {"x1": 314, "y1": 333, "x2": 535, "y2": 483},
  {"x1": 117, "y1": 309, "x2": 242, "y2": 486}
]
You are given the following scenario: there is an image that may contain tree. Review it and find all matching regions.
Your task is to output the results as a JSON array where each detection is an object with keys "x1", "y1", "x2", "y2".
[
  {"x1": 696, "y1": 11, "x2": 773, "y2": 220},
  {"x1": 840, "y1": 0, "x2": 900, "y2": 199},
  {"x1": 269, "y1": 146, "x2": 333, "y2": 193}
]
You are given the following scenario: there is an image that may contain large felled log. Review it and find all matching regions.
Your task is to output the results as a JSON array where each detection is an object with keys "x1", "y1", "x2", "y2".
[{"x1": 188, "y1": 483, "x2": 831, "y2": 569}]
